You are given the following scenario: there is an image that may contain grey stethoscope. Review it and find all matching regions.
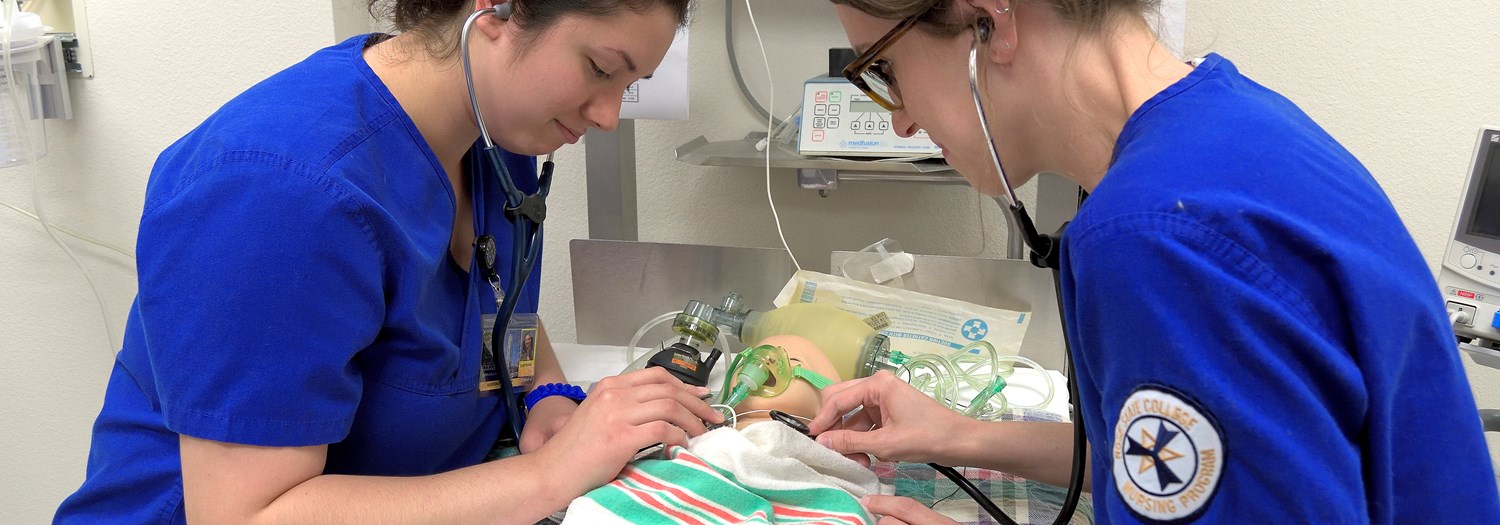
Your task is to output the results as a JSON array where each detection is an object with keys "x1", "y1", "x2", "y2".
[
  {"x1": 929, "y1": 15, "x2": 1087, "y2": 525},
  {"x1": 460, "y1": 3, "x2": 554, "y2": 442}
]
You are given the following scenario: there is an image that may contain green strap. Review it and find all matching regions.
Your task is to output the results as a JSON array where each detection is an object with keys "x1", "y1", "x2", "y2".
[{"x1": 793, "y1": 366, "x2": 835, "y2": 390}]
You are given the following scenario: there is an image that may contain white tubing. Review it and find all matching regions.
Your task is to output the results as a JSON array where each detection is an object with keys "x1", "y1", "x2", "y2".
[
  {"x1": 624, "y1": 311, "x2": 736, "y2": 373},
  {"x1": 626, "y1": 311, "x2": 680, "y2": 367}
]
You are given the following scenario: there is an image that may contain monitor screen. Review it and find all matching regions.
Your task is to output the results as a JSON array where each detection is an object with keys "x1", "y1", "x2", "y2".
[
  {"x1": 849, "y1": 100, "x2": 885, "y2": 113},
  {"x1": 1469, "y1": 140, "x2": 1500, "y2": 240}
]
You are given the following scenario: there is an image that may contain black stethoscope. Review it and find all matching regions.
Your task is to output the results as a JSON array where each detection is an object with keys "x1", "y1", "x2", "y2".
[
  {"x1": 936, "y1": 16, "x2": 1087, "y2": 525},
  {"x1": 460, "y1": 4, "x2": 554, "y2": 443}
]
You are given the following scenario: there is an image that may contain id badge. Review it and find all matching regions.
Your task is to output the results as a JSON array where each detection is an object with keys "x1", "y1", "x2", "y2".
[{"x1": 479, "y1": 313, "x2": 540, "y2": 396}]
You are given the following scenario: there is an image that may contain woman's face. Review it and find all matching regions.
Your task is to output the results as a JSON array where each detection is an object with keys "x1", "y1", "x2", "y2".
[
  {"x1": 834, "y1": 4, "x2": 1041, "y2": 195},
  {"x1": 473, "y1": 6, "x2": 677, "y2": 155},
  {"x1": 733, "y1": 334, "x2": 842, "y2": 428}
]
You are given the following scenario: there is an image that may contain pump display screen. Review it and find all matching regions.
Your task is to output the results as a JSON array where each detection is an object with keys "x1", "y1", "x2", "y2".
[
  {"x1": 850, "y1": 101, "x2": 885, "y2": 113},
  {"x1": 1469, "y1": 140, "x2": 1500, "y2": 240}
]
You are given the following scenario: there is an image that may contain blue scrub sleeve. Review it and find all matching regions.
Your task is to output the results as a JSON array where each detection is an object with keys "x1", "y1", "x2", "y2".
[
  {"x1": 135, "y1": 153, "x2": 384, "y2": 447},
  {"x1": 1064, "y1": 213, "x2": 1367, "y2": 523}
]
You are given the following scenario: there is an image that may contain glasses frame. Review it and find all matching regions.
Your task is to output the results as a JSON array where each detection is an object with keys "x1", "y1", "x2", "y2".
[{"x1": 841, "y1": 13, "x2": 924, "y2": 111}]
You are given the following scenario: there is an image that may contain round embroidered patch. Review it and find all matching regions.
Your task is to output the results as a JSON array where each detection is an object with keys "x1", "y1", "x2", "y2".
[{"x1": 1112, "y1": 386, "x2": 1225, "y2": 523}]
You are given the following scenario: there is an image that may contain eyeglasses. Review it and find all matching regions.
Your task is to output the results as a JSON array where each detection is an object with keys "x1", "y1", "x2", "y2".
[{"x1": 841, "y1": 13, "x2": 925, "y2": 111}]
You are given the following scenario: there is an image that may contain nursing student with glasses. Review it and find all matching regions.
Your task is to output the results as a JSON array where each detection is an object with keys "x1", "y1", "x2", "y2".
[{"x1": 808, "y1": 1, "x2": 1500, "y2": 524}]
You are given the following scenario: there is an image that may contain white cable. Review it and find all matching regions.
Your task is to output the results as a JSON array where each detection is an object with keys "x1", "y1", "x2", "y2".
[
  {"x1": 5, "y1": 0, "x2": 116, "y2": 354},
  {"x1": 625, "y1": 310, "x2": 736, "y2": 372},
  {"x1": 0, "y1": 200, "x2": 135, "y2": 259},
  {"x1": 753, "y1": 105, "x2": 802, "y2": 152},
  {"x1": 1450, "y1": 309, "x2": 1470, "y2": 326},
  {"x1": 626, "y1": 311, "x2": 682, "y2": 366},
  {"x1": 965, "y1": 190, "x2": 987, "y2": 257},
  {"x1": 743, "y1": 0, "x2": 801, "y2": 272},
  {"x1": 712, "y1": 404, "x2": 739, "y2": 428}
]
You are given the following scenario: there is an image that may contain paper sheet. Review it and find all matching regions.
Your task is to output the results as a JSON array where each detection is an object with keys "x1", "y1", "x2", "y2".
[
  {"x1": 1156, "y1": 0, "x2": 1187, "y2": 58},
  {"x1": 619, "y1": 26, "x2": 690, "y2": 121}
]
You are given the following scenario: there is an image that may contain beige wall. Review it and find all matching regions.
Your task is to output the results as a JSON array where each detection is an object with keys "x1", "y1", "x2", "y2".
[{"x1": 2, "y1": 1, "x2": 1496, "y2": 522}]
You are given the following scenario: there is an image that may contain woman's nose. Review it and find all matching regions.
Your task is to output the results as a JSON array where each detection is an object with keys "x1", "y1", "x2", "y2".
[
  {"x1": 585, "y1": 93, "x2": 623, "y2": 133},
  {"x1": 891, "y1": 109, "x2": 919, "y2": 139}
]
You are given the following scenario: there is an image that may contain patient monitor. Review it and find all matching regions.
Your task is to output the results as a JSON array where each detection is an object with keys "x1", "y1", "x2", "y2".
[{"x1": 1438, "y1": 127, "x2": 1500, "y2": 369}]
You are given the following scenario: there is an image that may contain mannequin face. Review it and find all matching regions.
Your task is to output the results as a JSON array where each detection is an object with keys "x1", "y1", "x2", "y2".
[{"x1": 732, "y1": 334, "x2": 842, "y2": 429}]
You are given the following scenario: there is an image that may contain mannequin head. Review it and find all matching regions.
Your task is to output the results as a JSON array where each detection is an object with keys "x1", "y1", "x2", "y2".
[{"x1": 731, "y1": 334, "x2": 843, "y2": 429}]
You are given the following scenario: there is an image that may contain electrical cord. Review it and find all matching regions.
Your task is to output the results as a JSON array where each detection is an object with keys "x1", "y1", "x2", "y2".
[
  {"x1": 1, "y1": 200, "x2": 135, "y2": 258},
  {"x1": 1449, "y1": 308, "x2": 1470, "y2": 326},
  {"x1": 724, "y1": 0, "x2": 781, "y2": 128},
  {"x1": 742, "y1": 0, "x2": 801, "y2": 272},
  {"x1": 966, "y1": 190, "x2": 988, "y2": 257},
  {"x1": 4, "y1": 0, "x2": 117, "y2": 353}
]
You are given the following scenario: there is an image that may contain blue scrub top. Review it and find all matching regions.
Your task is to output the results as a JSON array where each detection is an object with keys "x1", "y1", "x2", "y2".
[
  {"x1": 55, "y1": 34, "x2": 543, "y2": 524},
  {"x1": 1061, "y1": 54, "x2": 1500, "y2": 523}
]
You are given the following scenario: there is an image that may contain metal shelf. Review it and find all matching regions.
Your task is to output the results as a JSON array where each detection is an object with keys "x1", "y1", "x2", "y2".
[
  {"x1": 674, "y1": 133, "x2": 966, "y2": 186},
  {"x1": 1461, "y1": 341, "x2": 1500, "y2": 370}
]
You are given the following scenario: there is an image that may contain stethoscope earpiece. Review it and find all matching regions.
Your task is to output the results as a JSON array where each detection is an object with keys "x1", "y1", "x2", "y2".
[
  {"x1": 493, "y1": 2, "x2": 512, "y2": 20},
  {"x1": 976, "y1": 17, "x2": 994, "y2": 43}
]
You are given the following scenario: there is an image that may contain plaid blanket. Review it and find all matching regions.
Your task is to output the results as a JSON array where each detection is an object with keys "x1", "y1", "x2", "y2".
[{"x1": 875, "y1": 408, "x2": 1093, "y2": 525}]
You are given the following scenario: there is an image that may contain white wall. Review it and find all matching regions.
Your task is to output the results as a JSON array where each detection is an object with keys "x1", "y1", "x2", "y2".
[{"x1": 4, "y1": 1, "x2": 1497, "y2": 522}]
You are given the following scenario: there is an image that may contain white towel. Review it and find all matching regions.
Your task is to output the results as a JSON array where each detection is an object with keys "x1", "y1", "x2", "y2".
[
  {"x1": 691, "y1": 421, "x2": 885, "y2": 499},
  {"x1": 559, "y1": 421, "x2": 889, "y2": 524}
]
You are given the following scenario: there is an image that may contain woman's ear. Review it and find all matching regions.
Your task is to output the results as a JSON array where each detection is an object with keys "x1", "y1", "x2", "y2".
[
  {"x1": 472, "y1": 0, "x2": 512, "y2": 40},
  {"x1": 964, "y1": 0, "x2": 1017, "y2": 65}
]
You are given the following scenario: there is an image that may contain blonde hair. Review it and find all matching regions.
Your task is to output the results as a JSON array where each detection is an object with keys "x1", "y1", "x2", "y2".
[{"x1": 828, "y1": 0, "x2": 1160, "y2": 36}]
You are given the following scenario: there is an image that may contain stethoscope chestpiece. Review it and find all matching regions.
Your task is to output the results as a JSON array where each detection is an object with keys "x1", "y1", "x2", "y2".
[{"x1": 769, "y1": 410, "x2": 810, "y2": 436}]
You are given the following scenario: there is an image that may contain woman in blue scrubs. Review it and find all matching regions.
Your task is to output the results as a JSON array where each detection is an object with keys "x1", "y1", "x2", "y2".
[
  {"x1": 54, "y1": 1, "x2": 722, "y2": 524},
  {"x1": 806, "y1": 1, "x2": 1500, "y2": 524}
]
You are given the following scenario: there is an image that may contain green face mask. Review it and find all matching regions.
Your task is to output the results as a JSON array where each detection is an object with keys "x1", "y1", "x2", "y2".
[{"x1": 720, "y1": 344, "x2": 835, "y2": 406}]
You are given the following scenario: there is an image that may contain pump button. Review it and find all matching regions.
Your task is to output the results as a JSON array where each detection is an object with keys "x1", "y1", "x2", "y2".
[{"x1": 1462, "y1": 253, "x2": 1478, "y2": 269}]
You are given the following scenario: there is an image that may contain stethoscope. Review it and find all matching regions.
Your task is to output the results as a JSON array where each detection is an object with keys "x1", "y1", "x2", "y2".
[
  {"x1": 460, "y1": 4, "x2": 555, "y2": 443},
  {"x1": 941, "y1": 16, "x2": 1087, "y2": 525}
]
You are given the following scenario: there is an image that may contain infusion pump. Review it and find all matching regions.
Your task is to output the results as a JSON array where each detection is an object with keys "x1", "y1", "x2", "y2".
[
  {"x1": 1438, "y1": 127, "x2": 1500, "y2": 368},
  {"x1": 797, "y1": 77, "x2": 942, "y2": 158}
]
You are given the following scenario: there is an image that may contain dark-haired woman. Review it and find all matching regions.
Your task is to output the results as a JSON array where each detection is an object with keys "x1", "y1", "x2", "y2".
[{"x1": 54, "y1": 1, "x2": 718, "y2": 524}]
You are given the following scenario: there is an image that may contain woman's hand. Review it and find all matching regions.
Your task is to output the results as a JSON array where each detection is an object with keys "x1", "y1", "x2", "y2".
[
  {"x1": 518, "y1": 396, "x2": 577, "y2": 454},
  {"x1": 807, "y1": 371, "x2": 971, "y2": 466},
  {"x1": 531, "y1": 367, "x2": 724, "y2": 496},
  {"x1": 863, "y1": 495, "x2": 961, "y2": 525}
]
